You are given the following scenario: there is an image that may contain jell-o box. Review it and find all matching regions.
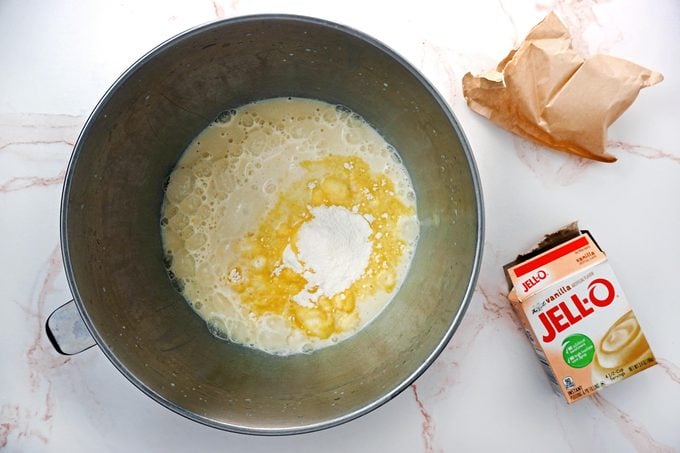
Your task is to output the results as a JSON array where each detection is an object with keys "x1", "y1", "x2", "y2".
[{"x1": 504, "y1": 224, "x2": 656, "y2": 403}]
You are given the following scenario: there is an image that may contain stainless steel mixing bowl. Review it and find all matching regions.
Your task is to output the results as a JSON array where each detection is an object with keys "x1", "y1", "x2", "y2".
[{"x1": 48, "y1": 15, "x2": 483, "y2": 434}]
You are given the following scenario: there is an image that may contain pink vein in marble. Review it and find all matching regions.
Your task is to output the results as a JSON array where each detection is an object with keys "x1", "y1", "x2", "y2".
[
  {"x1": 411, "y1": 384, "x2": 438, "y2": 453},
  {"x1": 591, "y1": 395, "x2": 674, "y2": 452},
  {"x1": 212, "y1": 0, "x2": 225, "y2": 18},
  {"x1": 657, "y1": 359, "x2": 680, "y2": 385},
  {"x1": 496, "y1": 0, "x2": 520, "y2": 46},
  {"x1": 512, "y1": 137, "x2": 594, "y2": 186},
  {"x1": 419, "y1": 42, "x2": 459, "y2": 106},
  {"x1": 0, "y1": 113, "x2": 83, "y2": 194},
  {"x1": 0, "y1": 171, "x2": 67, "y2": 193},
  {"x1": 1, "y1": 248, "x2": 72, "y2": 448},
  {"x1": 534, "y1": 0, "x2": 612, "y2": 55},
  {"x1": 0, "y1": 113, "x2": 84, "y2": 449},
  {"x1": 607, "y1": 140, "x2": 680, "y2": 164}
]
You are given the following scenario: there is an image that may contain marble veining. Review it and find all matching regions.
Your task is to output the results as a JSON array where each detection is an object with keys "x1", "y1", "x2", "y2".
[{"x1": 1, "y1": 0, "x2": 678, "y2": 451}]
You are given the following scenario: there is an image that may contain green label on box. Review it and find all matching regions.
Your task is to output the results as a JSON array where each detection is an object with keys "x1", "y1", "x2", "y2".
[{"x1": 562, "y1": 333, "x2": 595, "y2": 368}]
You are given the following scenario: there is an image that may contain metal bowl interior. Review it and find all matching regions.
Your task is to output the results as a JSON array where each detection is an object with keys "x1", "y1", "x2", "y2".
[{"x1": 61, "y1": 15, "x2": 483, "y2": 434}]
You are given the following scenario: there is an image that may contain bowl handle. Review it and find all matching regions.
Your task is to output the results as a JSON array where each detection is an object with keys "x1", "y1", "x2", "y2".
[{"x1": 45, "y1": 300, "x2": 96, "y2": 355}]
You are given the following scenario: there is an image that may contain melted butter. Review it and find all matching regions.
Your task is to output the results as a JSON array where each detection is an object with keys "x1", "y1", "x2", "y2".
[{"x1": 227, "y1": 155, "x2": 413, "y2": 339}]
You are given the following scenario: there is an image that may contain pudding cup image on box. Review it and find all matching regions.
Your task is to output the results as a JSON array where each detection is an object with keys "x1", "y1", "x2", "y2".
[{"x1": 504, "y1": 225, "x2": 656, "y2": 404}]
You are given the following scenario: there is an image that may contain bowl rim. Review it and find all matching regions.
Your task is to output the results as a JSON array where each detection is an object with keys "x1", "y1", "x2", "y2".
[{"x1": 60, "y1": 13, "x2": 485, "y2": 436}]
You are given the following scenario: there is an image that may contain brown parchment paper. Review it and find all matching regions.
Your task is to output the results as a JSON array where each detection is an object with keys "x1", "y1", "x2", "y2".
[{"x1": 462, "y1": 12, "x2": 663, "y2": 162}]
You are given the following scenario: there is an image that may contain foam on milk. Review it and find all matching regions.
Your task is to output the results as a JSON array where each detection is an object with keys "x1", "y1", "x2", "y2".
[{"x1": 161, "y1": 97, "x2": 418, "y2": 355}]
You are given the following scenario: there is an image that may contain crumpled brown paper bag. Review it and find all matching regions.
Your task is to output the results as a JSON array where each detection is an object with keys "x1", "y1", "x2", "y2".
[{"x1": 462, "y1": 12, "x2": 663, "y2": 162}]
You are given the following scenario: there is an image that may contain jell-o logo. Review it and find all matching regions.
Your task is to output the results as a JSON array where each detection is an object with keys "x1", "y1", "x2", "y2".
[{"x1": 538, "y1": 278, "x2": 615, "y2": 342}]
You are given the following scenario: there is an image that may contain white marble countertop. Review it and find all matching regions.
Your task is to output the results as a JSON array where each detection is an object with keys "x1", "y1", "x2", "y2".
[{"x1": 2, "y1": 0, "x2": 679, "y2": 451}]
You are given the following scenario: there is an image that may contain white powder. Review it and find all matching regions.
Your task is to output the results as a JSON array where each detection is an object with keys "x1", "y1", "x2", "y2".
[{"x1": 282, "y1": 205, "x2": 373, "y2": 307}]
